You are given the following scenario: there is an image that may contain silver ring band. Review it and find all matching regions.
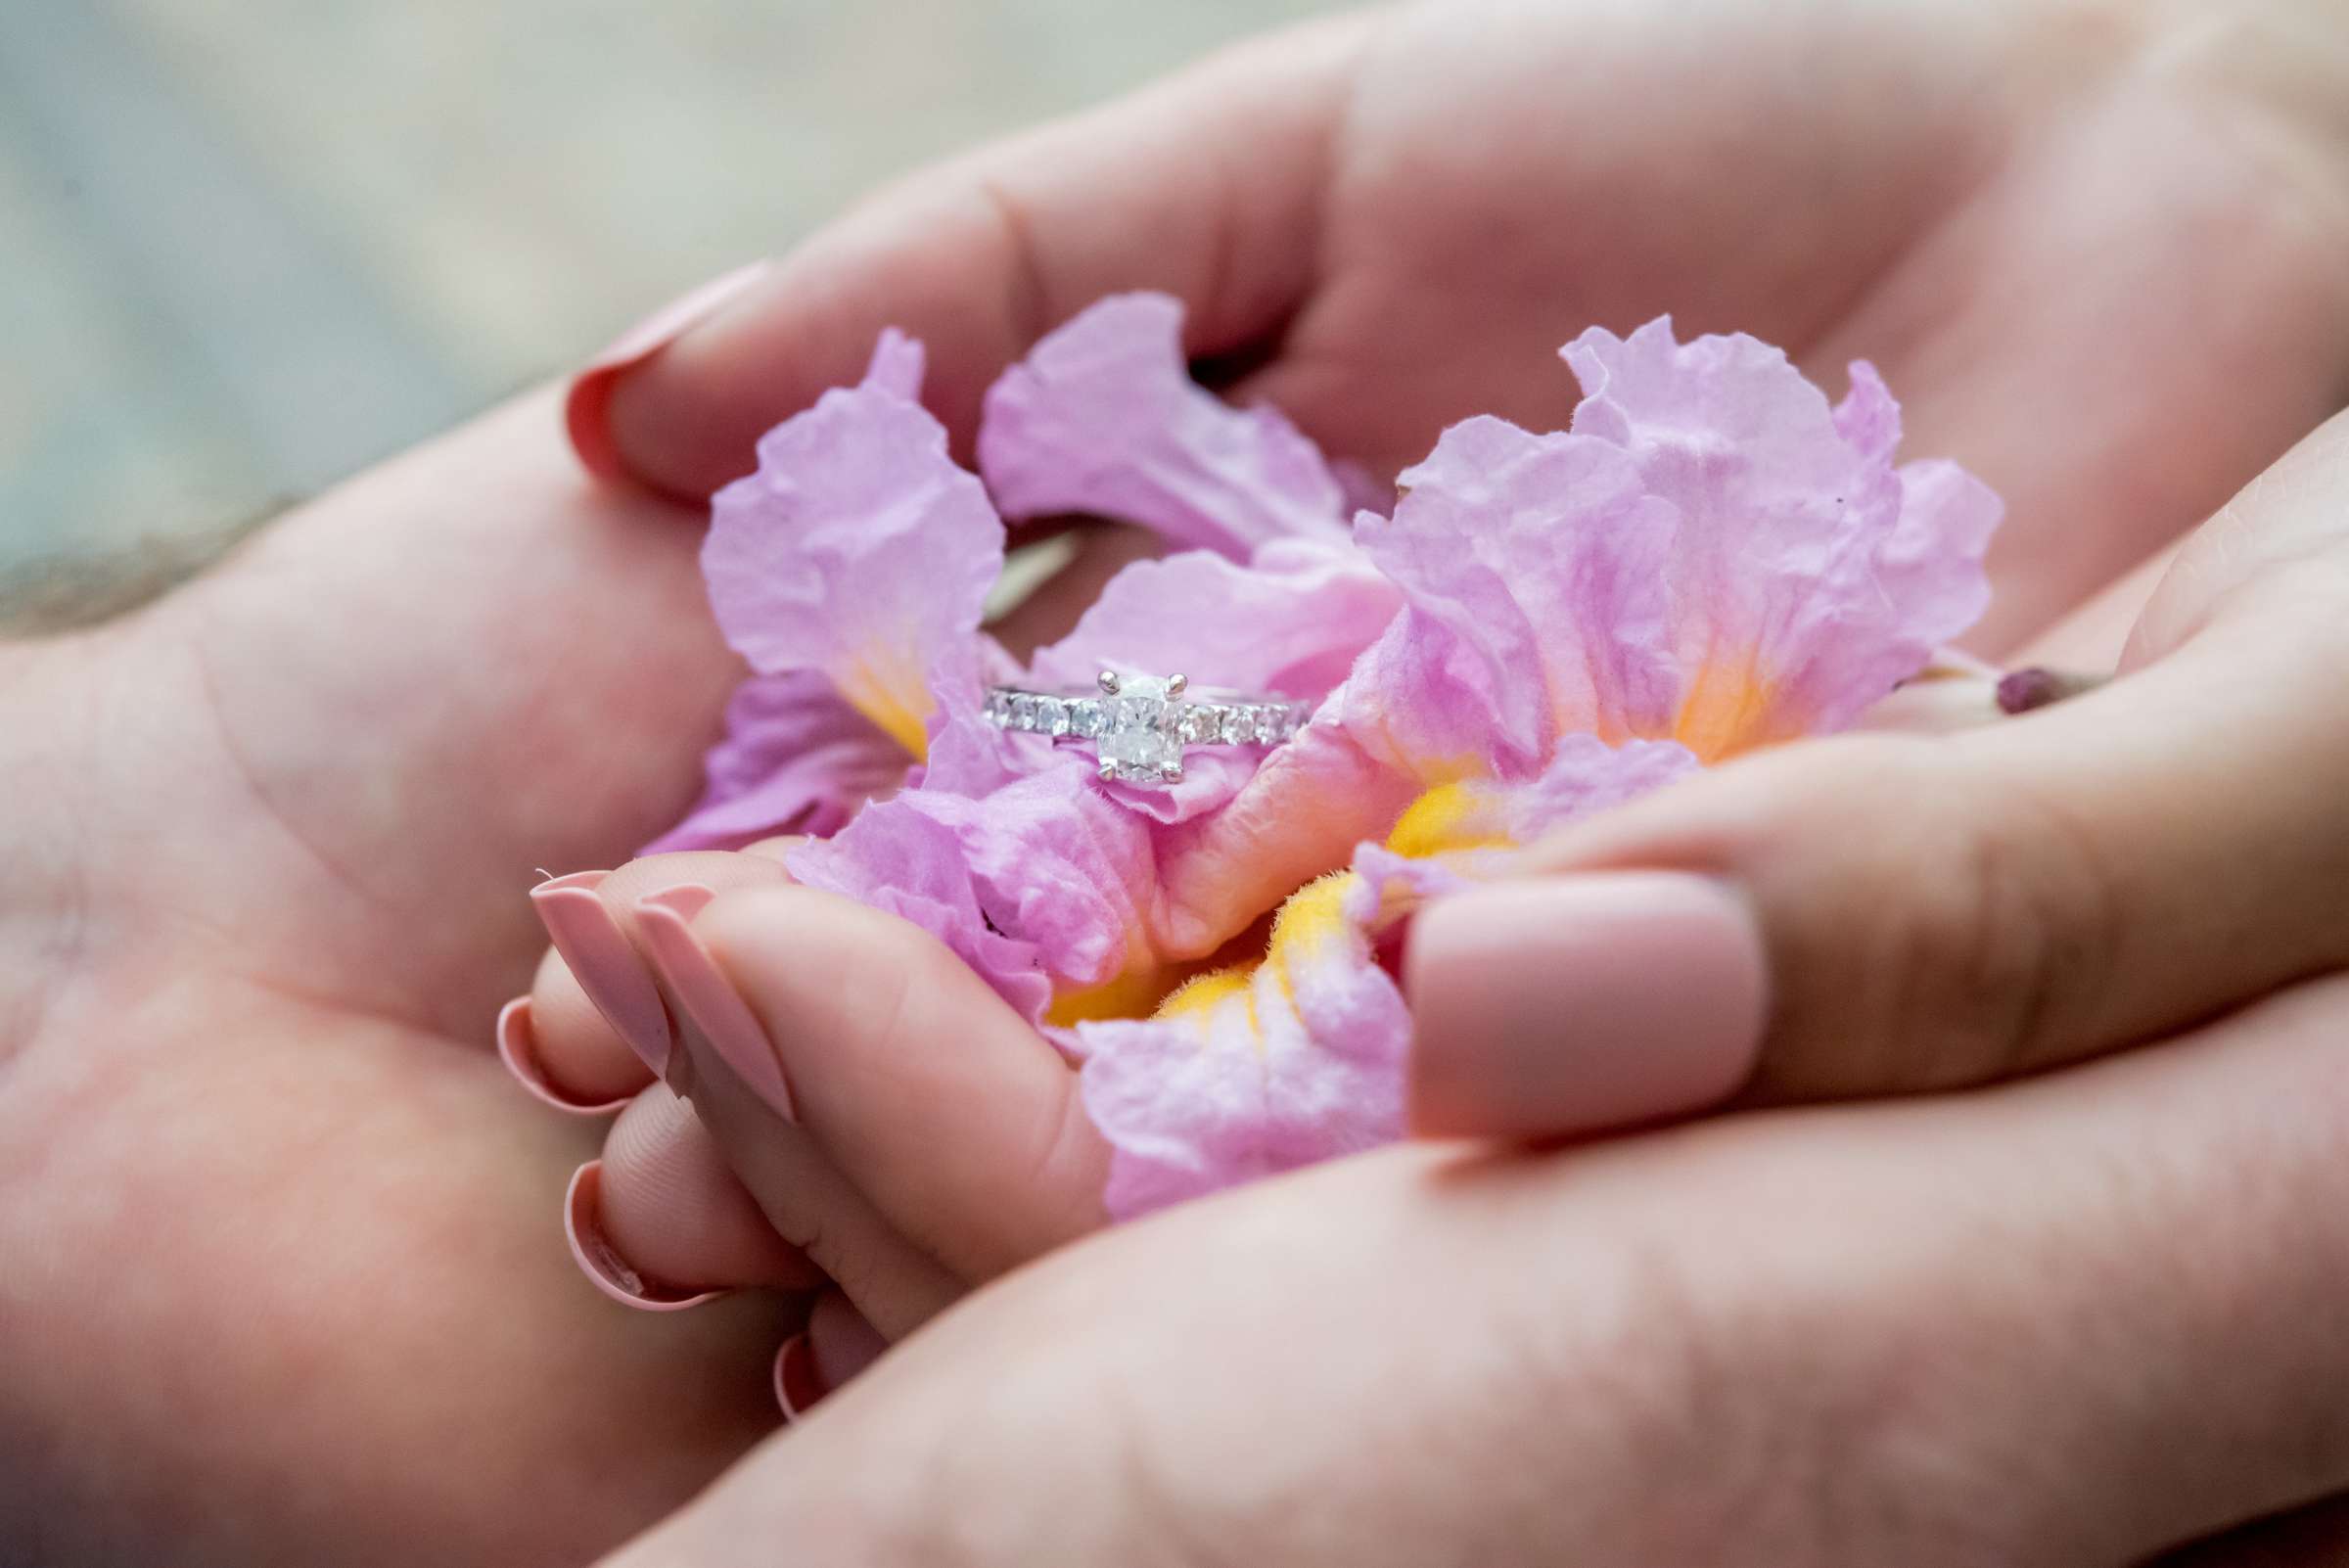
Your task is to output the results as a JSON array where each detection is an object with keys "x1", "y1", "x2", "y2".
[{"x1": 984, "y1": 670, "x2": 1311, "y2": 786}]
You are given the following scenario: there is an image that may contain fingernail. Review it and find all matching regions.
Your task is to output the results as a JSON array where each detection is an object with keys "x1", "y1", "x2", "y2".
[
  {"x1": 530, "y1": 871, "x2": 671, "y2": 1077},
  {"x1": 634, "y1": 886, "x2": 798, "y2": 1124},
  {"x1": 565, "y1": 260, "x2": 770, "y2": 483},
  {"x1": 496, "y1": 995, "x2": 631, "y2": 1117},
  {"x1": 772, "y1": 1332, "x2": 828, "y2": 1422},
  {"x1": 564, "y1": 1162, "x2": 729, "y2": 1312},
  {"x1": 1405, "y1": 872, "x2": 1770, "y2": 1138}
]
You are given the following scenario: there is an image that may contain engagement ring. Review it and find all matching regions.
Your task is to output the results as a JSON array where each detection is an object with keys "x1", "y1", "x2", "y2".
[{"x1": 984, "y1": 670, "x2": 1313, "y2": 786}]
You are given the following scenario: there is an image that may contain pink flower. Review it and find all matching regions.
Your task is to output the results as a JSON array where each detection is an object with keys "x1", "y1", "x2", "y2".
[{"x1": 660, "y1": 297, "x2": 2002, "y2": 1218}]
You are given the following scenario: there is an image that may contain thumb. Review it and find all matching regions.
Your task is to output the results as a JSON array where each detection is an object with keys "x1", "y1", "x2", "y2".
[{"x1": 1406, "y1": 411, "x2": 2349, "y2": 1137}]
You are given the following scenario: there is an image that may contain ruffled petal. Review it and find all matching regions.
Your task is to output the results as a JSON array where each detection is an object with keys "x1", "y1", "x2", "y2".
[
  {"x1": 1077, "y1": 871, "x2": 1409, "y2": 1220},
  {"x1": 1382, "y1": 734, "x2": 1702, "y2": 859},
  {"x1": 705, "y1": 342, "x2": 1003, "y2": 761},
  {"x1": 1029, "y1": 538, "x2": 1399, "y2": 700},
  {"x1": 978, "y1": 293, "x2": 1351, "y2": 557},
  {"x1": 644, "y1": 670, "x2": 914, "y2": 853},
  {"x1": 1563, "y1": 319, "x2": 1999, "y2": 757},
  {"x1": 1353, "y1": 415, "x2": 1682, "y2": 774},
  {"x1": 785, "y1": 797, "x2": 1053, "y2": 1023},
  {"x1": 911, "y1": 756, "x2": 1160, "y2": 1004}
]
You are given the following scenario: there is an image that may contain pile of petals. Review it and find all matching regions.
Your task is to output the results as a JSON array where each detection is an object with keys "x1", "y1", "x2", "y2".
[{"x1": 652, "y1": 293, "x2": 2002, "y2": 1218}]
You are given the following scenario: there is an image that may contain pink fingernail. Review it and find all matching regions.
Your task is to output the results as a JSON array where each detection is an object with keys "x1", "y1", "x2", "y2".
[
  {"x1": 564, "y1": 1162, "x2": 729, "y2": 1313},
  {"x1": 496, "y1": 995, "x2": 630, "y2": 1117},
  {"x1": 565, "y1": 260, "x2": 770, "y2": 483},
  {"x1": 772, "y1": 1332, "x2": 828, "y2": 1422},
  {"x1": 530, "y1": 871, "x2": 671, "y2": 1077},
  {"x1": 634, "y1": 886, "x2": 798, "y2": 1124},
  {"x1": 1405, "y1": 873, "x2": 1770, "y2": 1138}
]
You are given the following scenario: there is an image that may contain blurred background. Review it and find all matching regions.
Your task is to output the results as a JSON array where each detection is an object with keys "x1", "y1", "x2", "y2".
[{"x1": 0, "y1": 0, "x2": 1347, "y2": 580}]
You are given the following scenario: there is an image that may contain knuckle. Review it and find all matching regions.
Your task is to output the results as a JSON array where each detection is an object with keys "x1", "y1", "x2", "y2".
[{"x1": 1763, "y1": 738, "x2": 2124, "y2": 1095}]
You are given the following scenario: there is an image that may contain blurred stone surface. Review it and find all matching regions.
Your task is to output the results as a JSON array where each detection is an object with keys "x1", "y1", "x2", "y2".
[{"x1": 0, "y1": 0, "x2": 1350, "y2": 576}]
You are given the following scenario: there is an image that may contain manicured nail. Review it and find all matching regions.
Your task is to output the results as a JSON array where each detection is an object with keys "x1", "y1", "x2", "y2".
[
  {"x1": 1405, "y1": 872, "x2": 1770, "y2": 1138},
  {"x1": 496, "y1": 995, "x2": 630, "y2": 1117},
  {"x1": 772, "y1": 1332, "x2": 827, "y2": 1422},
  {"x1": 565, "y1": 260, "x2": 770, "y2": 483},
  {"x1": 530, "y1": 871, "x2": 671, "y2": 1077},
  {"x1": 634, "y1": 886, "x2": 798, "y2": 1124},
  {"x1": 563, "y1": 1162, "x2": 728, "y2": 1313}
]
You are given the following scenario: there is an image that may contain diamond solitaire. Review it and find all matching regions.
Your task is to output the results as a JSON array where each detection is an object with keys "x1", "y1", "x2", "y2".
[{"x1": 984, "y1": 670, "x2": 1313, "y2": 786}]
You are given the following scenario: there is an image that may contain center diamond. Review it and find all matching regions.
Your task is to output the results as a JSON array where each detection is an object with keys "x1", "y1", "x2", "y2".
[{"x1": 1096, "y1": 673, "x2": 1186, "y2": 784}]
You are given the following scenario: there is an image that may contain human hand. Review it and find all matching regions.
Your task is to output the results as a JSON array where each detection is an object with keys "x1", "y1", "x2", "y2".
[
  {"x1": 0, "y1": 395, "x2": 800, "y2": 1566},
  {"x1": 602, "y1": 962, "x2": 2349, "y2": 1568},
  {"x1": 530, "y1": 328, "x2": 2349, "y2": 1464},
  {"x1": 573, "y1": 0, "x2": 2349, "y2": 650},
  {"x1": 586, "y1": 402, "x2": 2349, "y2": 1563},
  {"x1": 517, "y1": 0, "x2": 2349, "y2": 1370}
]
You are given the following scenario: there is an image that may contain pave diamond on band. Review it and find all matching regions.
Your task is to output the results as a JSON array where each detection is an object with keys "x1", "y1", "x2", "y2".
[{"x1": 984, "y1": 670, "x2": 1312, "y2": 786}]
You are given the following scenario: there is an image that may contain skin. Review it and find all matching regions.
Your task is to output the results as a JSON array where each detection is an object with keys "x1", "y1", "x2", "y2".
[
  {"x1": 5, "y1": 1, "x2": 2349, "y2": 1565},
  {"x1": 581, "y1": 399, "x2": 2349, "y2": 1568},
  {"x1": 534, "y1": 0, "x2": 2349, "y2": 1364},
  {"x1": 0, "y1": 397, "x2": 787, "y2": 1566}
]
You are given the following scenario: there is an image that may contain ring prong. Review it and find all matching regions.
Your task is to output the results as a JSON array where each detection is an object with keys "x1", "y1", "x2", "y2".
[
  {"x1": 1166, "y1": 672, "x2": 1188, "y2": 696},
  {"x1": 1098, "y1": 762, "x2": 1119, "y2": 783},
  {"x1": 1097, "y1": 670, "x2": 1121, "y2": 694}
]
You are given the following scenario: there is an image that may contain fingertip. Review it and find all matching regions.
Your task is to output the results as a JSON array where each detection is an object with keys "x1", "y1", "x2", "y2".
[
  {"x1": 523, "y1": 944, "x2": 660, "y2": 1107},
  {"x1": 496, "y1": 994, "x2": 632, "y2": 1117},
  {"x1": 599, "y1": 1086, "x2": 822, "y2": 1295},
  {"x1": 808, "y1": 1293, "x2": 890, "y2": 1388},
  {"x1": 1405, "y1": 874, "x2": 1770, "y2": 1140},
  {"x1": 563, "y1": 260, "x2": 773, "y2": 489},
  {"x1": 563, "y1": 1160, "x2": 731, "y2": 1313}
]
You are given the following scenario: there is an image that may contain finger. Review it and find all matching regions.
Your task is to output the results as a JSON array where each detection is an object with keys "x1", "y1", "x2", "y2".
[
  {"x1": 572, "y1": 1084, "x2": 821, "y2": 1308},
  {"x1": 507, "y1": 942, "x2": 651, "y2": 1113},
  {"x1": 772, "y1": 1291, "x2": 891, "y2": 1423},
  {"x1": 600, "y1": 975, "x2": 2349, "y2": 1568},
  {"x1": 572, "y1": 14, "x2": 1369, "y2": 496},
  {"x1": 1407, "y1": 409, "x2": 2349, "y2": 1137},
  {"x1": 530, "y1": 848, "x2": 963, "y2": 1334},
  {"x1": 529, "y1": 850, "x2": 797, "y2": 1084},
  {"x1": 642, "y1": 884, "x2": 1110, "y2": 1287}
]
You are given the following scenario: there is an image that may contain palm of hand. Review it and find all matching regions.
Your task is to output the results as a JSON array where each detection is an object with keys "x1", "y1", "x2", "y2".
[{"x1": 0, "y1": 399, "x2": 786, "y2": 1567}]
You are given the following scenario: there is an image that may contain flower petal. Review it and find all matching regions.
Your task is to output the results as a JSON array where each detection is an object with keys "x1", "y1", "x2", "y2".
[
  {"x1": 1354, "y1": 416, "x2": 1681, "y2": 773},
  {"x1": 978, "y1": 293, "x2": 1351, "y2": 557},
  {"x1": 1077, "y1": 871, "x2": 1408, "y2": 1220},
  {"x1": 1563, "y1": 319, "x2": 1999, "y2": 756},
  {"x1": 705, "y1": 341, "x2": 1003, "y2": 761},
  {"x1": 644, "y1": 670, "x2": 914, "y2": 853},
  {"x1": 1028, "y1": 538, "x2": 1399, "y2": 700},
  {"x1": 785, "y1": 797, "x2": 1053, "y2": 1023}
]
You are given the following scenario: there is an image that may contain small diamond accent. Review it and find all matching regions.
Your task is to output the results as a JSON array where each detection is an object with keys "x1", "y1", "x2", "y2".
[{"x1": 981, "y1": 675, "x2": 1305, "y2": 786}]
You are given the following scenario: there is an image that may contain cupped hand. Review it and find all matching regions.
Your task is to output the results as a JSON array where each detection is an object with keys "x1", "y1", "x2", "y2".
[
  {"x1": 607, "y1": 964, "x2": 2349, "y2": 1568},
  {"x1": 519, "y1": 0, "x2": 2349, "y2": 1373},
  {"x1": 587, "y1": 382, "x2": 2349, "y2": 1568},
  {"x1": 576, "y1": 0, "x2": 2349, "y2": 650},
  {"x1": 0, "y1": 395, "x2": 796, "y2": 1567},
  {"x1": 533, "y1": 354, "x2": 2348, "y2": 1478}
]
